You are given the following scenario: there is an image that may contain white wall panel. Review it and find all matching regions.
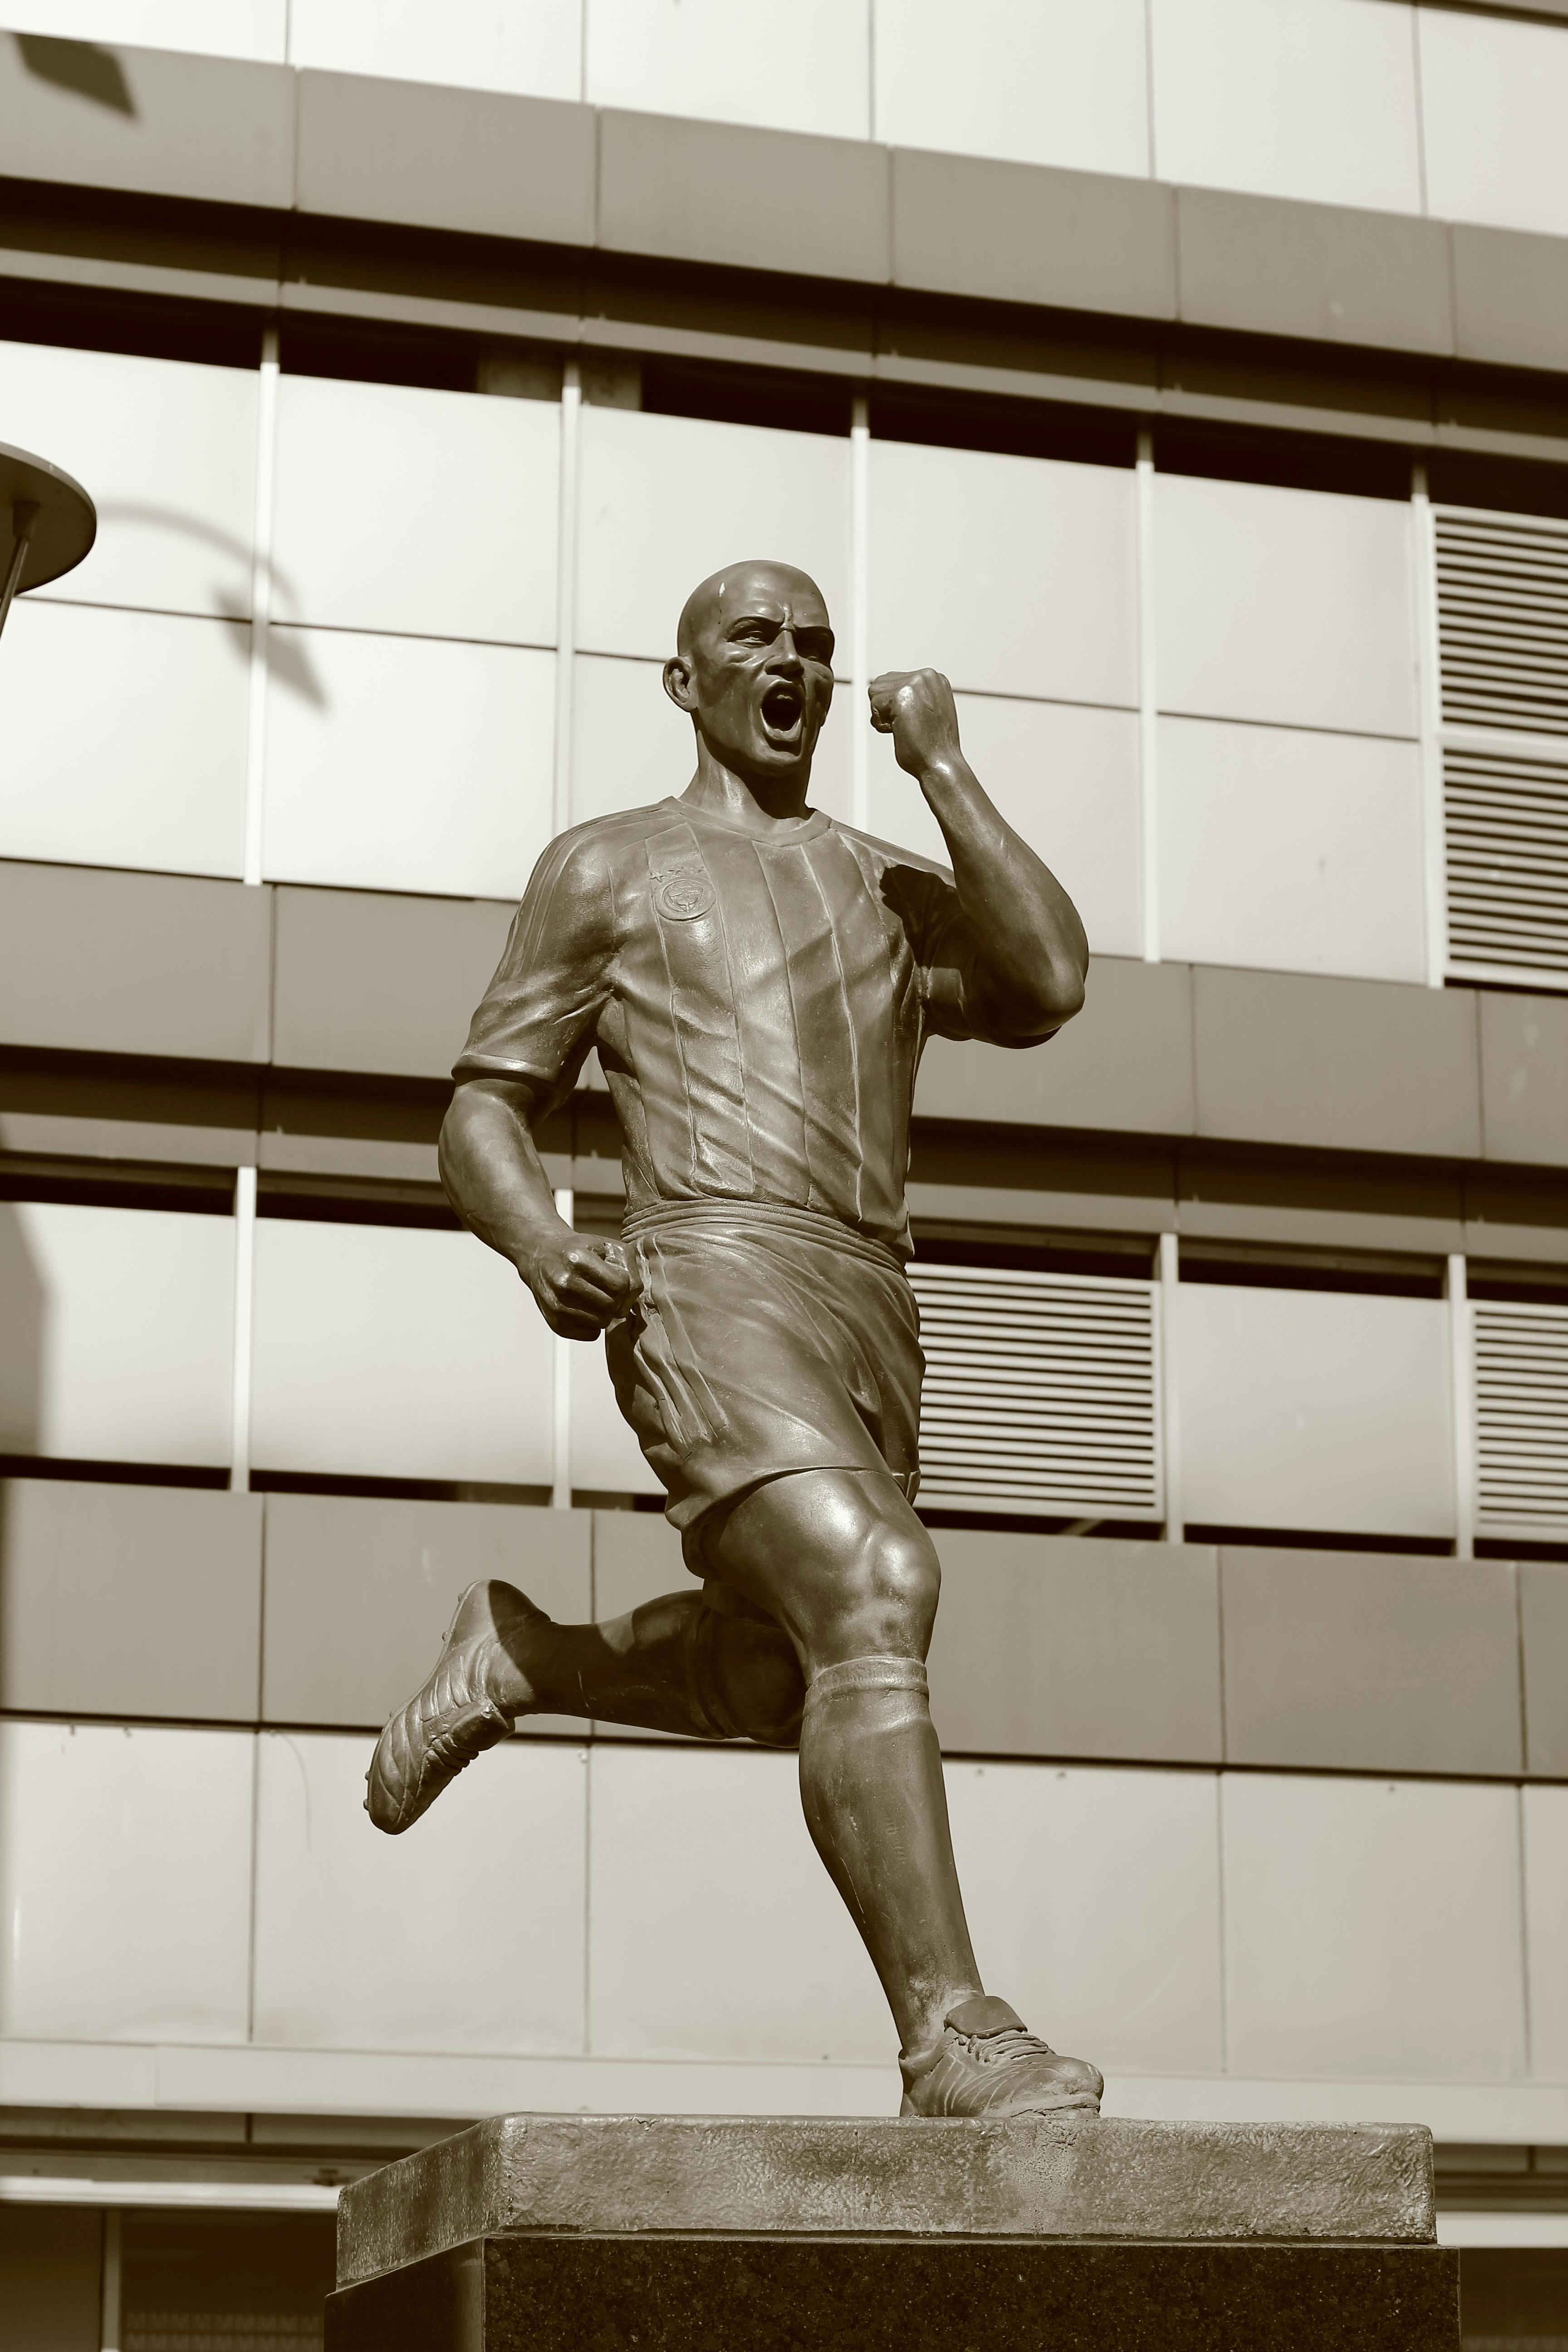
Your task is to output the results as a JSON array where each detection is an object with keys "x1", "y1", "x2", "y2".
[
  {"x1": 270, "y1": 376, "x2": 559, "y2": 643},
  {"x1": 288, "y1": 0, "x2": 581, "y2": 97},
  {"x1": 570, "y1": 1335, "x2": 662, "y2": 1495},
  {"x1": 873, "y1": 0, "x2": 1149, "y2": 178},
  {"x1": 1224, "y1": 1774, "x2": 1525, "y2": 2078},
  {"x1": 946, "y1": 1763, "x2": 1223, "y2": 2074},
  {"x1": 0, "y1": 1201, "x2": 235, "y2": 1468},
  {"x1": 576, "y1": 408, "x2": 851, "y2": 664},
  {"x1": 585, "y1": 0, "x2": 868, "y2": 140},
  {"x1": 252, "y1": 1732, "x2": 586, "y2": 2053},
  {"x1": 1417, "y1": 8, "x2": 1568, "y2": 240},
  {"x1": 867, "y1": 441, "x2": 1138, "y2": 709},
  {"x1": 2, "y1": 2, "x2": 285, "y2": 61},
  {"x1": 867, "y1": 697, "x2": 1142, "y2": 959},
  {"x1": 1, "y1": 600, "x2": 249, "y2": 878},
  {"x1": 1158, "y1": 718, "x2": 1426, "y2": 981},
  {"x1": 1155, "y1": 475, "x2": 1418, "y2": 738},
  {"x1": 0, "y1": 1721, "x2": 253, "y2": 2043},
  {"x1": 588, "y1": 1745, "x2": 893, "y2": 2064},
  {"x1": 262, "y1": 629, "x2": 554, "y2": 897},
  {"x1": 1179, "y1": 1285, "x2": 1454, "y2": 1539},
  {"x1": 0, "y1": 338, "x2": 260, "y2": 618},
  {"x1": 570, "y1": 651, "x2": 853, "y2": 830},
  {"x1": 250, "y1": 1219, "x2": 554, "y2": 1485},
  {"x1": 1150, "y1": 0, "x2": 1423, "y2": 215},
  {"x1": 1523, "y1": 1784, "x2": 1568, "y2": 2082}
]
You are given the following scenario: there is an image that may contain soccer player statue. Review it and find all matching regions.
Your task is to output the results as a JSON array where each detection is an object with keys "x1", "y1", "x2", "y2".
[{"x1": 367, "y1": 560, "x2": 1102, "y2": 2121}]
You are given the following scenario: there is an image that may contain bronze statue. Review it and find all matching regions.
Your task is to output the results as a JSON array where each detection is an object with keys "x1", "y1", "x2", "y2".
[{"x1": 367, "y1": 559, "x2": 1100, "y2": 2119}]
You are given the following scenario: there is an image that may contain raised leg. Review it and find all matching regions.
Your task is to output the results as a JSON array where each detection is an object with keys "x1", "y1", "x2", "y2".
[{"x1": 489, "y1": 1586, "x2": 804, "y2": 1745}]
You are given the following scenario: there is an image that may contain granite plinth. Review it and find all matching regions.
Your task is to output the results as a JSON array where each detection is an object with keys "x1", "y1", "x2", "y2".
[
  {"x1": 328, "y1": 2235, "x2": 1459, "y2": 2352},
  {"x1": 328, "y1": 2114, "x2": 1457, "y2": 2352}
]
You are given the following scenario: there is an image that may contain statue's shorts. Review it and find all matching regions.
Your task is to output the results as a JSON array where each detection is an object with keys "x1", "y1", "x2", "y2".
[{"x1": 606, "y1": 1199, "x2": 923, "y2": 1573}]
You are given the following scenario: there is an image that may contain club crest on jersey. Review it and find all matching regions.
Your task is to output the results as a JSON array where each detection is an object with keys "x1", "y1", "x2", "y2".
[{"x1": 655, "y1": 874, "x2": 716, "y2": 922}]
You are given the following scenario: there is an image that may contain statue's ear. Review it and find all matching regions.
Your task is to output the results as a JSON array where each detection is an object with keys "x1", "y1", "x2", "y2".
[{"x1": 662, "y1": 654, "x2": 695, "y2": 712}]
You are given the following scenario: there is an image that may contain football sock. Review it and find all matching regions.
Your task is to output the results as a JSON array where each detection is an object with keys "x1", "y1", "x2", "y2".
[{"x1": 797, "y1": 1655, "x2": 982, "y2": 2053}]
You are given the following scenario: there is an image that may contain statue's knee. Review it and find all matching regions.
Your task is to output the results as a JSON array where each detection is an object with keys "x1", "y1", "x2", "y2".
[{"x1": 839, "y1": 1522, "x2": 941, "y2": 1652}]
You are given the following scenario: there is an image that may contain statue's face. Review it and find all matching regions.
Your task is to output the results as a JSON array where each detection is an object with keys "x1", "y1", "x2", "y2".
[{"x1": 666, "y1": 565, "x2": 835, "y2": 781}]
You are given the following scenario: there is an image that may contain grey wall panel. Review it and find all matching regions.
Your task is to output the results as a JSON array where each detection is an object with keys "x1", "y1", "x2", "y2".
[
  {"x1": 0, "y1": 39, "x2": 294, "y2": 210},
  {"x1": 891, "y1": 149, "x2": 1175, "y2": 320},
  {"x1": 270, "y1": 886, "x2": 514, "y2": 1080},
  {"x1": 295, "y1": 73, "x2": 594, "y2": 249},
  {"x1": 915, "y1": 958, "x2": 1196, "y2": 1137},
  {"x1": 0, "y1": 861, "x2": 271, "y2": 1064},
  {"x1": 1452, "y1": 225, "x2": 1568, "y2": 376},
  {"x1": 1175, "y1": 187, "x2": 1454, "y2": 357},
  {"x1": 1220, "y1": 1549, "x2": 1523, "y2": 1777},
  {"x1": 0, "y1": 1477, "x2": 261, "y2": 1721},
  {"x1": 591, "y1": 1511, "x2": 688, "y2": 1620},
  {"x1": 1479, "y1": 989, "x2": 1568, "y2": 1170},
  {"x1": 926, "y1": 1532, "x2": 1223, "y2": 1764},
  {"x1": 1521, "y1": 1561, "x2": 1568, "y2": 1778},
  {"x1": 260, "y1": 1492, "x2": 589, "y2": 1732},
  {"x1": 1193, "y1": 968, "x2": 1481, "y2": 1159},
  {"x1": 598, "y1": 110, "x2": 890, "y2": 284}
]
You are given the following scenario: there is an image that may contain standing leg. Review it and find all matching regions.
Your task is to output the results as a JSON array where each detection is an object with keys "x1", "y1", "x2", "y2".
[
  {"x1": 701, "y1": 1466, "x2": 979, "y2": 2055},
  {"x1": 703, "y1": 1466, "x2": 1102, "y2": 2115}
]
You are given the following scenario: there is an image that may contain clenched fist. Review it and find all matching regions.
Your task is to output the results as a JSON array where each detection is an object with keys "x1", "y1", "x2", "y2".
[
  {"x1": 523, "y1": 1229, "x2": 636, "y2": 1341},
  {"x1": 867, "y1": 668, "x2": 965, "y2": 781}
]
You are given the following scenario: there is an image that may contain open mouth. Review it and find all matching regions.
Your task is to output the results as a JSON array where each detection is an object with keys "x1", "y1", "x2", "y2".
[{"x1": 760, "y1": 681, "x2": 804, "y2": 736}]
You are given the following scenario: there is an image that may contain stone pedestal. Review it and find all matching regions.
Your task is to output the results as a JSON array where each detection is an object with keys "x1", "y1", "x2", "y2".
[{"x1": 325, "y1": 2112, "x2": 1458, "y2": 2351}]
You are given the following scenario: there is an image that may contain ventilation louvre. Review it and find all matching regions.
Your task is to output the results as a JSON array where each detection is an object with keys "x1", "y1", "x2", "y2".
[
  {"x1": 1435, "y1": 508, "x2": 1568, "y2": 738},
  {"x1": 1473, "y1": 1300, "x2": 1568, "y2": 1542},
  {"x1": 1444, "y1": 748, "x2": 1568, "y2": 975},
  {"x1": 909, "y1": 1262, "x2": 1161, "y2": 1520}
]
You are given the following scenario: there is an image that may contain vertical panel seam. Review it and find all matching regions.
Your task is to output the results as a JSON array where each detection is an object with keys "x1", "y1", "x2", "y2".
[{"x1": 243, "y1": 327, "x2": 280, "y2": 891}]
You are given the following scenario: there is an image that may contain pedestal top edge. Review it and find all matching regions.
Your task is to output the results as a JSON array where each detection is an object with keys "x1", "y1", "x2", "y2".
[{"x1": 336, "y1": 2113, "x2": 1436, "y2": 2289}]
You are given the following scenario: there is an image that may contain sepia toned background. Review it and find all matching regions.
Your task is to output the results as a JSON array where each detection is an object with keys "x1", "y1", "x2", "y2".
[{"x1": 0, "y1": 1, "x2": 1565, "y2": 2344}]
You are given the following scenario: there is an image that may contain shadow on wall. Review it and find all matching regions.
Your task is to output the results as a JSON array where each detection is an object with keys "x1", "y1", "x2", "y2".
[
  {"x1": 93, "y1": 504, "x2": 328, "y2": 710},
  {"x1": 15, "y1": 34, "x2": 133, "y2": 115}
]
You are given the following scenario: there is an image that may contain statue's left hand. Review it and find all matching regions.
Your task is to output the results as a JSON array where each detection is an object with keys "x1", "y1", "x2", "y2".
[{"x1": 867, "y1": 668, "x2": 964, "y2": 782}]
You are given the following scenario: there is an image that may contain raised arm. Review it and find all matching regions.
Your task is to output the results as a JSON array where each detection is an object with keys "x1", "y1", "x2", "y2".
[
  {"x1": 440, "y1": 1077, "x2": 632, "y2": 1341},
  {"x1": 869, "y1": 667, "x2": 1088, "y2": 1040}
]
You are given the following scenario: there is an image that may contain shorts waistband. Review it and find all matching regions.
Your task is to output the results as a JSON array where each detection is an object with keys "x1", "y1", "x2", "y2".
[{"x1": 622, "y1": 1197, "x2": 907, "y2": 1276}]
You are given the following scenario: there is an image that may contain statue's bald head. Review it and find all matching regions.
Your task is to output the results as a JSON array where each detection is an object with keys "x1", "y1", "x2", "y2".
[
  {"x1": 664, "y1": 558, "x2": 836, "y2": 786},
  {"x1": 676, "y1": 559, "x2": 831, "y2": 659}
]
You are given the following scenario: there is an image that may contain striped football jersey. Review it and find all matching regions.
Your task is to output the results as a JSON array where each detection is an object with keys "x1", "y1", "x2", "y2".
[{"x1": 455, "y1": 796, "x2": 1019, "y2": 1255}]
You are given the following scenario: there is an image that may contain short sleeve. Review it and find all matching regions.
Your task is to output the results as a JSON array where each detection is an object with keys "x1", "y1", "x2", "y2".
[
  {"x1": 877, "y1": 857, "x2": 1006, "y2": 1046},
  {"x1": 452, "y1": 828, "x2": 616, "y2": 1106}
]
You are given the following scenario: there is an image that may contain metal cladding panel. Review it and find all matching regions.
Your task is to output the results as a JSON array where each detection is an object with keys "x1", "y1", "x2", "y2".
[
  {"x1": 910, "y1": 1263, "x2": 1161, "y2": 1520},
  {"x1": 295, "y1": 70, "x2": 595, "y2": 245},
  {"x1": 1436, "y1": 507, "x2": 1568, "y2": 739},
  {"x1": 1474, "y1": 1300, "x2": 1568, "y2": 1543},
  {"x1": 1445, "y1": 748, "x2": 1568, "y2": 978},
  {"x1": 1450, "y1": 222, "x2": 1568, "y2": 375}
]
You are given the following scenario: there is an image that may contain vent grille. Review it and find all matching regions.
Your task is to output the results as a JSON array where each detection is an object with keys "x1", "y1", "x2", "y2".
[
  {"x1": 1444, "y1": 747, "x2": 1568, "y2": 975},
  {"x1": 1474, "y1": 1300, "x2": 1568, "y2": 1541},
  {"x1": 909, "y1": 1262, "x2": 1161, "y2": 1519},
  {"x1": 1435, "y1": 507, "x2": 1568, "y2": 737}
]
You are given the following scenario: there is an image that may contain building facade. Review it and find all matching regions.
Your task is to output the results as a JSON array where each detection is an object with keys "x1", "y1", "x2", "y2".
[{"x1": 0, "y1": 1, "x2": 1566, "y2": 2342}]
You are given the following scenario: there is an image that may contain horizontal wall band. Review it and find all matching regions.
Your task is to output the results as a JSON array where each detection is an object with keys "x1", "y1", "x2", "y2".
[
  {"x1": 4, "y1": 861, "x2": 1568, "y2": 1175},
  {"x1": 0, "y1": 2035, "x2": 1562, "y2": 2141},
  {"x1": 0, "y1": 1483, "x2": 1561, "y2": 1779},
  {"x1": 1, "y1": 40, "x2": 1567, "y2": 390}
]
